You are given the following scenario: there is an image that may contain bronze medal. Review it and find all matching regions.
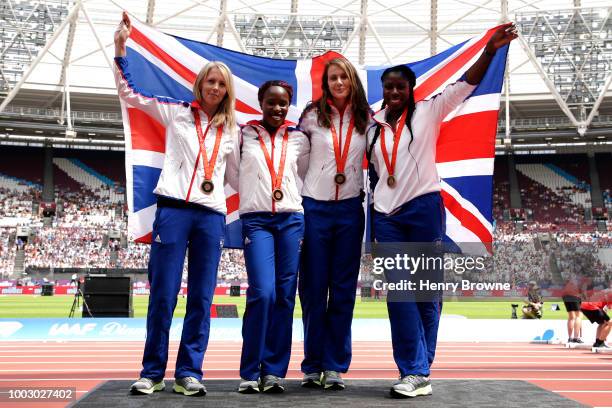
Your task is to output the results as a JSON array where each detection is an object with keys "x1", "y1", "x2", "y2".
[
  {"x1": 192, "y1": 108, "x2": 223, "y2": 198},
  {"x1": 256, "y1": 127, "x2": 290, "y2": 208},
  {"x1": 334, "y1": 172, "x2": 346, "y2": 185},
  {"x1": 272, "y1": 188, "x2": 284, "y2": 202},
  {"x1": 387, "y1": 175, "x2": 396, "y2": 188},
  {"x1": 201, "y1": 180, "x2": 214, "y2": 194},
  {"x1": 329, "y1": 115, "x2": 355, "y2": 192}
]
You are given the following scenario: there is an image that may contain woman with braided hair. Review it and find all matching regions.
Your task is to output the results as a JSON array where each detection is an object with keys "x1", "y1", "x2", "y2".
[{"x1": 367, "y1": 23, "x2": 517, "y2": 398}]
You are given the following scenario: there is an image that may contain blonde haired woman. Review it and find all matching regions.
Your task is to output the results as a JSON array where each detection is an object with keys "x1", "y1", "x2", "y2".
[{"x1": 114, "y1": 12, "x2": 238, "y2": 397}]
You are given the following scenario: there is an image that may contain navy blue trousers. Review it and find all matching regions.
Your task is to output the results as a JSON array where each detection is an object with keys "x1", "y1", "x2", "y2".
[
  {"x1": 373, "y1": 192, "x2": 445, "y2": 377},
  {"x1": 239, "y1": 212, "x2": 304, "y2": 380},
  {"x1": 140, "y1": 204, "x2": 225, "y2": 381},
  {"x1": 299, "y1": 196, "x2": 365, "y2": 373}
]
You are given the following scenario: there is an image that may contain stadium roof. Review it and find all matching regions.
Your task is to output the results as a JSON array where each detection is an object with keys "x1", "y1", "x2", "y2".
[{"x1": 0, "y1": 0, "x2": 610, "y2": 149}]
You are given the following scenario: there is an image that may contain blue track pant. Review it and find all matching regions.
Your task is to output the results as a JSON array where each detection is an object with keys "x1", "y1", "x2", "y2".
[
  {"x1": 239, "y1": 212, "x2": 305, "y2": 380},
  {"x1": 140, "y1": 204, "x2": 225, "y2": 381},
  {"x1": 372, "y1": 192, "x2": 445, "y2": 377},
  {"x1": 299, "y1": 196, "x2": 364, "y2": 373}
]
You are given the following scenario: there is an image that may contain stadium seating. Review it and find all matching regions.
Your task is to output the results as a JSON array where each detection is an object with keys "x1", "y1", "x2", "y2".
[
  {"x1": 53, "y1": 158, "x2": 124, "y2": 203},
  {"x1": 516, "y1": 163, "x2": 591, "y2": 208},
  {"x1": 0, "y1": 147, "x2": 44, "y2": 184},
  {"x1": 0, "y1": 149, "x2": 609, "y2": 287},
  {"x1": 493, "y1": 156, "x2": 510, "y2": 221},
  {"x1": 0, "y1": 174, "x2": 41, "y2": 193},
  {"x1": 0, "y1": 228, "x2": 16, "y2": 277},
  {"x1": 596, "y1": 153, "x2": 612, "y2": 207}
]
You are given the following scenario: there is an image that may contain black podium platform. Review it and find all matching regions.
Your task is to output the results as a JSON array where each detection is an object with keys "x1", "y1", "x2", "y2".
[{"x1": 72, "y1": 379, "x2": 584, "y2": 407}]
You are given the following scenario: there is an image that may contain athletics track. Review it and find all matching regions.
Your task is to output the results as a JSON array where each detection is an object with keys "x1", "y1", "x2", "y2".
[{"x1": 0, "y1": 340, "x2": 610, "y2": 407}]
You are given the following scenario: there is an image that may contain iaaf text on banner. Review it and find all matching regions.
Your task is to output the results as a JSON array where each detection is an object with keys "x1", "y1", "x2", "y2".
[
  {"x1": 120, "y1": 18, "x2": 508, "y2": 251},
  {"x1": 0, "y1": 319, "x2": 594, "y2": 343}
]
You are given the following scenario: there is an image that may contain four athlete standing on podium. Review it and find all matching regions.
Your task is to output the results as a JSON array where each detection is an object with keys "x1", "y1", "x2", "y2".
[{"x1": 114, "y1": 11, "x2": 517, "y2": 398}]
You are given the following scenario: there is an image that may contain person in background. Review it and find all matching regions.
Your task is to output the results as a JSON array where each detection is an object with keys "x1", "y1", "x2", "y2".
[
  {"x1": 580, "y1": 293, "x2": 611, "y2": 348},
  {"x1": 562, "y1": 273, "x2": 586, "y2": 343},
  {"x1": 522, "y1": 281, "x2": 543, "y2": 319}
]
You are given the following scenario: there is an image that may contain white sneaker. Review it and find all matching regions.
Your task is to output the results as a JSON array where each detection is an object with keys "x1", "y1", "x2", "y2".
[
  {"x1": 130, "y1": 377, "x2": 165, "y2": 395},
  {"x1": 237, "y1": 378, "x2": 259, "y2": 394},
  {"x1": 390, "y1": 375, "x2": 432, "y2": 398}
]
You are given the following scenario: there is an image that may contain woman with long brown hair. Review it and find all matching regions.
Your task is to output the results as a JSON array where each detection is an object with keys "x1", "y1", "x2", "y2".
[{"x1": 298, "y1": 58, "x2": 371, "y2": 390}]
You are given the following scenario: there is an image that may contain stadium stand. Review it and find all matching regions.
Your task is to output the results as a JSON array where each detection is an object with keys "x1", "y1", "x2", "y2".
[
  {"x1": 0, "y1": 149, "x2": 609, "y2": 290},
  {"x1": 0, "y1": 174, "x2": 41, "y2": 193},
  {"x1": 53, "y1": 158, "x2": 124, "y2": 203},
  {"x1": 596, "y1": 153, "x2": 612, "y2": 207},
  {"x1": 516, "y1": 162, "x2": 591, "y2": 208},
  {"x1": 493, "y1": 156, "x2": 510, "y2": 221},
  {"x1": 0, "y1": 227, "x2": 16, "y2": 278},
  {"x1": 0, "y1": 147, "x2": 44, "y2": 184}
]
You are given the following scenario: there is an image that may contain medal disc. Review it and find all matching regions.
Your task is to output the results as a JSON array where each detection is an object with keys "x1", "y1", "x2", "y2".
[
  {"x1": 334, "y1": 172, "x2": 346, "y2": 185},
  {"x1": 201, "y1": 180, "x2": 214, "y2": 194},
  {"x1": 272, "y1": 188, "x2": 284, "y2": 202},
  {"x1": 387, "y1": 175, "x2": 396, "y2": 188}
]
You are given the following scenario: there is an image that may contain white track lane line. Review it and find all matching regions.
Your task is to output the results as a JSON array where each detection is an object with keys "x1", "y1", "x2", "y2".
[
  {"x1": 0, "y1": 353, "x2": 602, "y2": 358},
  {"x1": 553, "y1": 391, "x2": 612, "y2": 393},
  {"x1": 1, "y1": 368, "x2": 612, "y2": 373},
  {"x1": 0, "y1": 362, "x2": 609, "y2": 366},
  {"x1": 0, "y1": 377, "x2": 610, "y2": 381}
]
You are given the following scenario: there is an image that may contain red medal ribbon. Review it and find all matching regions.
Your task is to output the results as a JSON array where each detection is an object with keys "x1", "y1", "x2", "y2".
[
  {"x1": 380, "y1": 108, "x2": 408, "y2": 181},
  {"x1": 330, "y1": 114, "x2": 355, "y2": 178},
  {"x1": 255, "y1": 125, "x2": 289, "y2": 206},
  {"x1": 193, "y1": 109, "x2": 224, "y2": 184}
]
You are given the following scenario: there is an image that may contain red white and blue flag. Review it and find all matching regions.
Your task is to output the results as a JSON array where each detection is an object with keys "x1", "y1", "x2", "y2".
[{"x1": 119, "y1": 19, "x2": 507, "y2": 251}]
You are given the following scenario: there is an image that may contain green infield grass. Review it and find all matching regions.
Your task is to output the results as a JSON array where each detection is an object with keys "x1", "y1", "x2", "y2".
[{"x1": 0, "y1": 294, "x2": 571, "y2": 319}]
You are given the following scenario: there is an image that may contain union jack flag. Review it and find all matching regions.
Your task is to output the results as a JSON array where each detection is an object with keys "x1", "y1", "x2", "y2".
[{"x1": 119, "y1": 18, "x2": 507, "y2": 251}]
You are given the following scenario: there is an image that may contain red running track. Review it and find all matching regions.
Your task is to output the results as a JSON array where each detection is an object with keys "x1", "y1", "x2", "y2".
[{"x1": 0, "y1": 341, "x2": 610, "y2": 407}]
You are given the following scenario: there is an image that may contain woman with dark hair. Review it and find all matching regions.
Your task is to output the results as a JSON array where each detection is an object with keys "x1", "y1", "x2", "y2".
[
  {"x1": 228, "y1": 80, "x2": 310, "y2": 394},
  {"x1": 367, "y1": 24, "x2": 517, "y2": 398},
  {"x1": 298, "y1": 58, "x2": 370, "y2": 390},
  {"x1": 114, "y1": 12, "x2": 238, "y2": 397}
]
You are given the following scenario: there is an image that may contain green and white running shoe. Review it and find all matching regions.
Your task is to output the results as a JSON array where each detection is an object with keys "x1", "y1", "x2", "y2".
[
  {"x1": 301, "y1": 372, "x2": 322, "y2": 388},
  {"x1": 129, "y1": 377, "x2": 165, "y2": 395},
  {"x1": 323, "y1": 370, "x2": 345, "y2": 390},
  {"x1": 390, "y1": 375, "x2": 432, "y2": 398},
  {"x1": 261, "y1": 375, "x2": 284, "y2": 393},
  {"x1": 238, "y1": 378, "x2": 260, "y2": 394},
  {"x1": 172, "y1": 377, "x2": 206, "y2": 396}
]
